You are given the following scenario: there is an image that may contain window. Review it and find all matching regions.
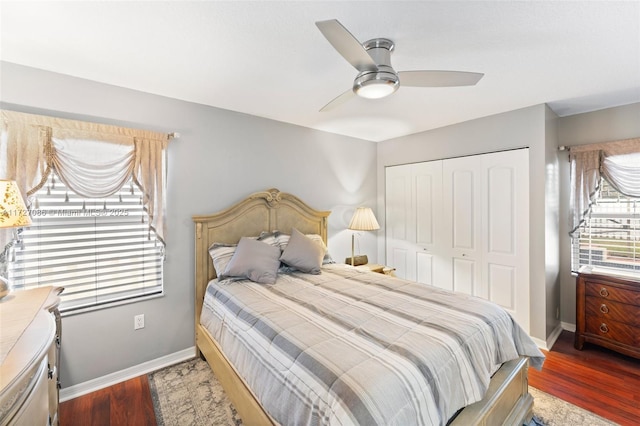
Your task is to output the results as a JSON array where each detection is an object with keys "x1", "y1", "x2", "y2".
[
  {"x1": 571, "y1": 178, "x2": 640, "y2": 276},
  {"x1": 8, "y1": 173, "x2": 164, "y2": 313}
]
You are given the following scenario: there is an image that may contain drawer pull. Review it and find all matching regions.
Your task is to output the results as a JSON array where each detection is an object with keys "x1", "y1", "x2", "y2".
[
  {"x1": 599, "y1": 323, "x2": 609, "y2": 334},
  {"x1": 599, "y1": 304, "x2": 609, "y2": 314},
  {"x1": 599, "y1": 287, "x2": 609, "y2": 297}
]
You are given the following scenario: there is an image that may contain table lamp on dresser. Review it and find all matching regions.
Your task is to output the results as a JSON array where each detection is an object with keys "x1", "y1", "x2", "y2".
[
  {"x1": 346, "y1": 206, "x2": 380, "y2": 266},
  {"x1": 0, "y1": 180, "x2": 32, "y2": 300}
]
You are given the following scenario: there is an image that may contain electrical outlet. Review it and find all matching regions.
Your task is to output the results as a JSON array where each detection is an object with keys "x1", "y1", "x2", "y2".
[{"x1": 134, "y1": 314, "x2": 145, "y2": 330}]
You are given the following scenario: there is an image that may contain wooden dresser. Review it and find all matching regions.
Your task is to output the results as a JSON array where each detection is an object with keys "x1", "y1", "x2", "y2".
[
  {"x1": 0, "y1": 286, "x2": 63, "y2": 425},
  {"x1": 575, "y1": 271, "x2": 639, "y2": 359}
]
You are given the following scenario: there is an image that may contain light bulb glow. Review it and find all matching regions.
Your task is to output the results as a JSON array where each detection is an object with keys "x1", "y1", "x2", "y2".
[
  {"x1": 356, "y1": 82, "x2": 396, "y2": 99},
  {"x1": 353, "y1": 71, "x2": 399, "y2": 99}
]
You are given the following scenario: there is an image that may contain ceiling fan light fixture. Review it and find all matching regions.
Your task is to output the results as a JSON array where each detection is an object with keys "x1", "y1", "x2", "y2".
[{"x1": 353, "y1": 71, "x2": 399, "y2": 99}]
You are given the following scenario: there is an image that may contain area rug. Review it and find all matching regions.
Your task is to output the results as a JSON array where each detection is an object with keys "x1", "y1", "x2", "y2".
[{"x1": 149, "y1": 358, "x2": 616, "y2": 426}]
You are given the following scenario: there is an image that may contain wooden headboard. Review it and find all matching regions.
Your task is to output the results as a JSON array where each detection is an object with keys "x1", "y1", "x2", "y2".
[{"x1": 193, "y1": 188, "x2": 330, "y2": 323}]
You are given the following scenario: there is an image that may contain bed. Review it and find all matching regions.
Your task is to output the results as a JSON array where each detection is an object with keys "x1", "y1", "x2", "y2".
[{"x1": 193, "y1": 188, "x2": 544, "y2": 426}]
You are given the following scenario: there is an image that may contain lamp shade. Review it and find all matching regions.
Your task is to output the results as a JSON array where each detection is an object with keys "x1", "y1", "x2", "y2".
[
  {"x1": 0, "y1": 180, "x2": 32, "y2": 228},
  {"x1": 348, "y1": 207, "x2": 380, "y2": 231}
]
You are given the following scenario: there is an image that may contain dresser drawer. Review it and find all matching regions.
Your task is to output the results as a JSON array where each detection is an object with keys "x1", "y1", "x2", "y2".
[
  {"x1": 585, "y1": 316, "x2": 637, "y2": 346},
  {"x1": 585, "y1": 281, "x2": 640, "y2": 305},
  {"x1": 585, "y1": 296, "x2": 639, "y2": 326}
]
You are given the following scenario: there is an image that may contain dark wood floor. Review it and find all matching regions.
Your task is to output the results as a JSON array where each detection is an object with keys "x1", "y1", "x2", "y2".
[
  {"x1": 59, "y1": 375, "x2": 156, "y2": 426},
  {"x1": 60, "y1": 330, "x2": 639, "y2": 425},
  {"x1": 529, "y1": 330, "x2": 640, "y2": 426}
]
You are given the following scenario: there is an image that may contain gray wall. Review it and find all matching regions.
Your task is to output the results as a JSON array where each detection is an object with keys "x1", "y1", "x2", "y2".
[
  {"x1": 544, "y1": 105, "x2": 561, "y2": 338},
  {"x1": 556, "y1": 103, "x2": 640, "y2": 327},
  {"x1": 376, "y1": 105, "x2": 558, "y2": 343},
  {"x1": 0, "y1": 62, "x2": 378, "y2": 387}
]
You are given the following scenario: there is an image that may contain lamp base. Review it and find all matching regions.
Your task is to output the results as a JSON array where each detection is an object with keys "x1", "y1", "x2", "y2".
[{"x1": 345, "y1": 255, "x2": 368, "y2": 266}]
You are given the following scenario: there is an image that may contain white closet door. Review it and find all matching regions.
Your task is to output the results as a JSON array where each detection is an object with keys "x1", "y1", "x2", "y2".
[
  {"x1": 385, "y1": 149, "x2": 530, "y2": 332},
  {"x1": 442, "y1": 156, "x2": 482, "y2": 294},
  {"x1": 413, "y1": 161, "x2": 443, "y2": 286},
  {"x1": 481, "y1": 149, "x2": 530, "y2": 331},
  {"x1": 385, "y1": 165, "x2": 414, "y2": 280}
]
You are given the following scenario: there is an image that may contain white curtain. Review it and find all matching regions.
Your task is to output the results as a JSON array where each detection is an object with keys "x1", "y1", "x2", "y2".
[
  {"x1": 0, "y1": 109, "x2": 169, "y2": 250},
  {"x1": 569, "y1": 138, "x2": 640, "y2": 235},
  {"x1": 51, "y1": 138, "x2": 136, "y2": 198},
  {"x1": 601, "y1": 152, "x2": 640, "y2": 198}
]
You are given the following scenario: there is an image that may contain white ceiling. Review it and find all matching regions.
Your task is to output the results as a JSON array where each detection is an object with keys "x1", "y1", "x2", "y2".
[{"x1": 1, "y1": 1, "x2": 639, "y2": 142}]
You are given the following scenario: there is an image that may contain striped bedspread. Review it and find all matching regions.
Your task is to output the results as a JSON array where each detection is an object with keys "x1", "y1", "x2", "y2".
[{"x1": 200, "y1": 264, "x2": 544, "y2": 426}]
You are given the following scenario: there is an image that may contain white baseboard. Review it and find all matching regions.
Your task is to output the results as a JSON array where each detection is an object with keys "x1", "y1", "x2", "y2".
[
  {"x1": 60, "y1": 346, "x2": 196, "y2": 402},
  {"x1": 561, "y1": 321, "x2": 576, "y2": 332},
  {"x1": 531, "y1": 323, "x2": 565, "y2": 351},
  {"x1": 545, "y1": 323, "x2": 564, "y2": 350}
]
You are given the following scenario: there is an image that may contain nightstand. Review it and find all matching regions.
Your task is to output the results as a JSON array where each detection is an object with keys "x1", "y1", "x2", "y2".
[{"x1": 356, "y1": 263, "x2": 396, "y2": 276}]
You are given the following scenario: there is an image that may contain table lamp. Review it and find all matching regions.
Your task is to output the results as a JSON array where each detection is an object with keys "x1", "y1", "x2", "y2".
[
  {"x1": 0, "y1": 180, "x2": 32, "y2": 300},
  {"x1": 346, "y1": 207, "x2": 380, "y2": 266}
]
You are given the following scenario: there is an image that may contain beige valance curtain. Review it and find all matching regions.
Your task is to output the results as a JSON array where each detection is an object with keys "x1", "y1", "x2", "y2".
[
  {"x1": 569, "y1": 137, "x2": 640, "y2": 235},
  {"x1": 0, "y1": 109, "x2": 169, "y2": 249}
]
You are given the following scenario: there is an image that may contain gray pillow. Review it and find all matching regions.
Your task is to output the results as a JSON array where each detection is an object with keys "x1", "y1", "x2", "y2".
[
  {"x1": 221, "y1": 237, "x2": 281, "y2": 284},
  {"x1": 279, "y1": 228, "x2": 325, "y2": 274},
  {"x1": 275, "y1": 232, "x2": 335, "y2": 265}
]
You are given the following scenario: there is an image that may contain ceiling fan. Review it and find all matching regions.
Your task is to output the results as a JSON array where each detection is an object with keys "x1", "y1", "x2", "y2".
[{"x1": 315, "y1": 19, "x2": 484, "y2": 112}]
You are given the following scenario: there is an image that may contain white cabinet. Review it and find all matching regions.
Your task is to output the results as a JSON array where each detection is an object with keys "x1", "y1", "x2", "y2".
[{"x1": 385, "y1": 149, "x2": 529, "y2": 331}]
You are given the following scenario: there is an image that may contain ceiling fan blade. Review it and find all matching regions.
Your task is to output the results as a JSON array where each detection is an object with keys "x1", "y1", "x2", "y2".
[
  {"x1": 316, "y1": 19, "x2": 378, "y2": 73},
  {"x1": 320, "y1": 89, "x2": 356, "y2": 112},
  {"x1": 398, "y1": 71, "x2": 484, "y2": 87}
]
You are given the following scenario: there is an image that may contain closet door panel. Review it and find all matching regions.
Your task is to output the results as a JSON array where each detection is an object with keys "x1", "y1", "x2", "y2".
[
  {"x1": 414, "y1": 161, "x2": 442, "y2": 249},
  {"x1": 412, "y1": 161, "x2": 444, "y2": 284},
  {"x1": 416, "y1": 251, "x2": 435, "y2": 286},
  {"x1": 453, "y1": 258, "x2": 476, "y2": 294},
  {"x1": 482, "y1": 149, "x2": 529, "y2": 331},
  {"x1": 486, "y1": 166, "x2": 516, "y2": 254},
  {"x1": 386, "y1": 166, "x2": 412, "y2": 242},
  {"x1": 386, "y1": 165, "x2": 416, "y2": 280},
  {"x1": 443, "y1": 157, "x2": 481, "y2": 295},
  {"x1": 488, "y1": 263, "x2": 516, "y2": 310},
  {"x1": 390, "y1": 248, "x2": 409, "y2": 281}
]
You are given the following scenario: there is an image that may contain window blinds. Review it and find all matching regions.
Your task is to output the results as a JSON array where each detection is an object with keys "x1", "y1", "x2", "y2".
[
  {"x1": 572, "y1": 179, "x2": 640, "y2": 275},
  {"x1": 8, "y1": 173, "x2": 164, "y2": 313}
]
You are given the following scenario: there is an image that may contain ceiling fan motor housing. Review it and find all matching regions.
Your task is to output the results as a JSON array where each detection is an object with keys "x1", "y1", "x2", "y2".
[{"x1": 353, "y1": 38, "x2": 399, "y2": 99}]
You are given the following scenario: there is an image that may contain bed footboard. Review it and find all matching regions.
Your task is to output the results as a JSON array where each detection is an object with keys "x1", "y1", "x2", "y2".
[{"x1": 450, "y1": 356, "x2": 533, "y2": 425}]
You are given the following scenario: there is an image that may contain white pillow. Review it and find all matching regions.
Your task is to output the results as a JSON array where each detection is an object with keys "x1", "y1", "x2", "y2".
[{"x1": 208, "y1": 243, "x2": 237, "y2": 277}]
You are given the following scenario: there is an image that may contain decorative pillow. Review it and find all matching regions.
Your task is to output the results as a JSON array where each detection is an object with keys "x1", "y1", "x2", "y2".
[
  {"x1": 257, "y1": 231, "x2": 286, "y2": 250},
  {"x1": 279, "y1": 228, "x2": 325, "y2": 274},
  {"x1": 208, "y1": 243, "x2": 237, "y2": 277},
  {"x1": 276, "y1": 232, "x2": 335, "y2": 264},
  {"x1": 220, "y1": 237, "x2": 281, "y2": 284}
]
